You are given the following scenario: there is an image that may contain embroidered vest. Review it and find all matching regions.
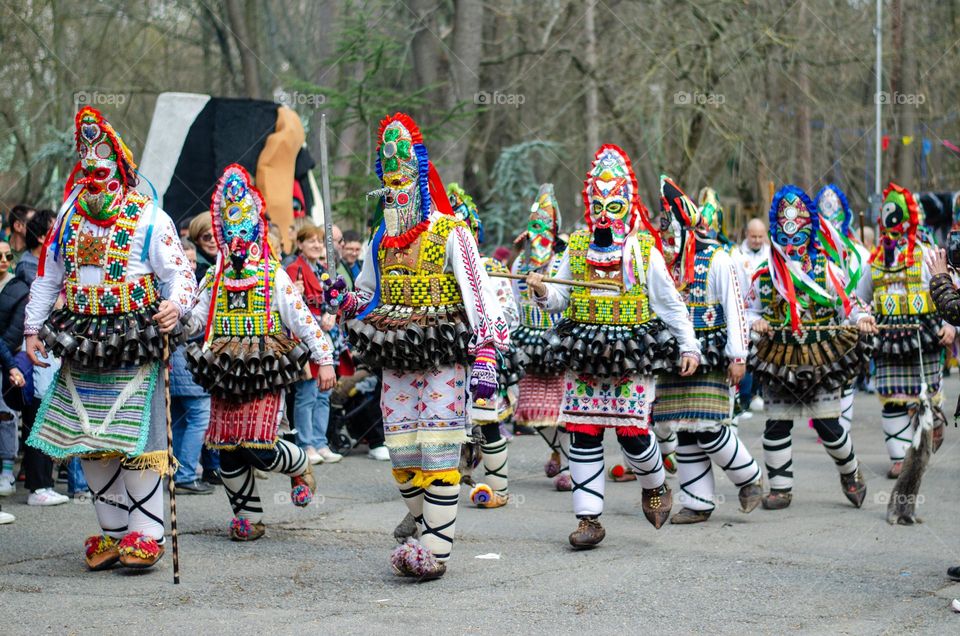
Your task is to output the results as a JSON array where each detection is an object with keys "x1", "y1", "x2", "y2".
[
  {"x1": 378, "y1": 215, "x2": 465, "y2": 308},
  {"x1": 565, "y1": 230, "x2": 655, "y2": 325},
  {"x1": 757, "y1": 253, "x2": 836, "y2": 326},
  {"x1": 871, "y1": 247, "x2": 934, "y2": 316},
  {"x1": 63, "y1": 192, "x2": 159, "y2": 315},
  {"x1": 683, "y1": 244, "x2": 726, "y2": 334},
  {"x1": 515, "y1": 253, "x2": 563, "y2": 330},
  {"x1": 213, "y1": 264, "x2": 282, "y2": 337}
]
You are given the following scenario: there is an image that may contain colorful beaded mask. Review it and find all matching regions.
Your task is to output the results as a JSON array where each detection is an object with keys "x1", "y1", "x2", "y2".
[
  {"x1": 447, "y1": 182, "x2": 483, "y2": 243},
  {"x1": 526, "y1": 183, "x2": 560, "y2": 268},
  {"x1": 815, "y1": 184, "x2": 852, "y2": 236},
  {"x1": 376, "y1": 113, "x2": 429, "y2": 237},
  {"x1": 769, "y1": 185, "x2": 819, "y2": 265},
  {"x1": 72, "y1": 107, "x2": 137, "y2": 223},
  {"x1": 583, "y1": 144, "x2": 648, "y2": 250},
  {"x1": 657, "y1": 175, "x2": 701, "y2": 268},
  {"x1": 698, "y1": 187, "x2": 729, "y2": 245},
  {"x1": 879, "y1": 184, "x2": 916, "y2": 244},
  {"x1": 211, "y1": 164, "x2": 267, "y2": 274}
]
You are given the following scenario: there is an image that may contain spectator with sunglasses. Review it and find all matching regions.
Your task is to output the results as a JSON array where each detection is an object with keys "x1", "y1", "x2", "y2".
[{"x1": 188, "y1": 213, "x2": 219, "y2": 281}]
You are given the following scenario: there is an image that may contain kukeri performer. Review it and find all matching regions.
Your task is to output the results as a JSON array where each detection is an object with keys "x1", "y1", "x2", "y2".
[
  {"x1": 651, "y1": 176, "x2": 763, "y2": 524},
  {"x1": 815, "y1": 184, "x2": 870, "y2": 435},
  {"x1": 526, "y1": 144, "x2": 701, "y2": 549},
  {"x1": 331, "y1": 113, "x2": 509, "y2": 580},
  {"x1": 745, "y1": 185, "x2": 874, "y2": 510},
  {"x1": 856, "y1": 183, "x2": 952, "y2": 479},
  {"x1": 184, "y1": 164, "x2": 335, "y2": 542},
  {"x1": 510, "y1": 184, "x2": 573, "y2": 490},
  {"x1": 448, "y1": 182, "x2": 523, "y2": 508},
  {"x1": 24, "y1": 107, "x2": 196, "y2": 570}
]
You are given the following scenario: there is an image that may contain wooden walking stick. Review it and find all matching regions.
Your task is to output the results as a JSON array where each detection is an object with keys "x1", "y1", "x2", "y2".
[
  {"x1": 163, "y1": 335, "x2": 180, "y2": 584},
  {"x1": 488, "y1": 271, "x2": 621, "y2": 291}
]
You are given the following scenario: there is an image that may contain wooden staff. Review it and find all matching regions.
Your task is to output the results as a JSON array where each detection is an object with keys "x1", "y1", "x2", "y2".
[
  {"x1": 163, "y1": 336, "x2": 180, "y2": 584},
  {"x1": 858, "y1": 209, "x2": 867, "y2": 244},
  {"x1": 769, "y1": 323, "x2": 920, "y2": 332},
  {"x1": 319, "y1": 114, "x2": 337, "y2": 277},
  {"x1": 489, "y1": 271, "x2": 621, "y2": 291}
]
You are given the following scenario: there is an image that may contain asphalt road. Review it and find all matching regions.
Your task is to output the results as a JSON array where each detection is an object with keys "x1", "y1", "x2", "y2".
[{"x1": 2, "y1": 379, "x2": 960, "y2": 634}]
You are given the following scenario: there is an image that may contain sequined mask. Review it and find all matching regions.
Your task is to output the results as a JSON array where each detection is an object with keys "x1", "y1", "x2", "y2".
[
  {"x1": 657, "y1": 176, "x2": 701, "y2": 268},
  {"x1": 379, "y1": 120, "x2": 422, "y2": 237},
  {"x1": 73, "y1": 107, "x2": 134, "y2": 223},
  {"x1": 447, "y1": 183, "x2": 483, "y2": 243},
  {"x1": 211, "y1": 164, "x2": 266, "y2": 277},
  {"x1": 773, "y1": 191, "x2": 813, "y2": 265},
  {"x1": 817, "y1": 188, "x2": 843, "y2": 229},
  {"x1": 584, "y1": 147, "x2": 638, "y2": 250},
  {"x1": 880, "y1": 191, "x2": 909, "y2": 246},
  {"x1": 526, "y1": 184, "x2": 560, "y2": 268}
]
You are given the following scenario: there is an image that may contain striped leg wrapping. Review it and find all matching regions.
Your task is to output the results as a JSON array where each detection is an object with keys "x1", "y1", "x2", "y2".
[
  {"x1": 655, "y1": 422, "x2": 678, "y2": 456},
  {"x1": 763, "y1": 421, "x2": 794, "y2": 491},
  {"x1": 480, "y1": 438, "x2": 509, "y2": 495},
  {"x1": 399, "y1": 483, "x2": 425, "y2": 529},
  {"x1": 267, "y1": 439, "x2": 308, "y2": 476},
  {"x1": 569, "y1": 444, "x2": 604, "y2": 517},
  {"x1": 621, "y1": 436, "x2": 665, "y2": 490},
  {"x1": 82, "y1": 458, "x2": 129, "y2": 538},
  {"x1": 558, "y1": 428, "x2": 571, "y2": 475},
  {"x1": 882, "y1": 408, "x2": 912, "y2": 462},
  {"x1": 222, "y1": 464, "x2": 263, "y2": 523},
  {"x1": 421, "y1": 483, "x2": 459, "y2": 562},
  {"x1": 122, "y1": 468, "x2": 165, "y2": 541},
  {"x1": 676, "y1": 442, "x2": 715, "y2": 512},
  {"x1": 700, "y1": 426, "x2": 761, "y2": 488},
  {"x1": 815, "y1": 419, "x2": 858, "y2": 476},
  {"x1": 839, "y1": 387, "x2": 854, "y2": 434}
]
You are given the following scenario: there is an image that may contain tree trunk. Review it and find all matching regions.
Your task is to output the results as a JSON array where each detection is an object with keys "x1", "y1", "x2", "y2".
[
  {"x1": 225, "y1": 0, "x2": 262, "y2": 98},
  {"x1": 438, "y1": 0, "x2": 485, "y2": 184},
  {"x1": 584, "y1": 0, "x2": 599, "y2": 162}
]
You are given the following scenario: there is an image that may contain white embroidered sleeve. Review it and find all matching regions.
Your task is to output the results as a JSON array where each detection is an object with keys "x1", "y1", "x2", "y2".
[
  {"x1": 710, "y1": 250, "x2": 748, "y2": 359},
  {"x1": 274, "y1": 267, "x2": 334, "y2": 365},
  {"x1": 23, "y1": 245, "x2": 65, "y2": 336},
  {"x1": 536, "y1": 249, "x2": 572, "y2": 313},
  {"x1": 447, "y1": 225, "x2": 510, "y2": 352},
  {"x1": 147, "y1": 207, "x2": 197, "y2": 316},
  {"x1": 646, "y1": 247, "x2": 700, "y2": 355}
]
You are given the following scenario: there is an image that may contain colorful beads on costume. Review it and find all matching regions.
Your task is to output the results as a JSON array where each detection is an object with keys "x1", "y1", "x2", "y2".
[
  {"x1": 62, "y1": 192, "x2": 156, "y2": 316},
  {"x1": 565, "y1": 230, "x2": 655, "y2": 325},
  {"x1": 65, "y1": 275, "x2": 159, "y2": 315},
  {"x1": 381, "y1": 274, "x2": 463, "y2": 306},
  {"x1": 871, "y1": 249, "x2": 934, "y2": 316},
  {"x1": 757, "y1": 253, "x2": 835, "y2": 329},
  {"x1": 213, "y1": 265, "x2": 282, "y2": 337}
]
